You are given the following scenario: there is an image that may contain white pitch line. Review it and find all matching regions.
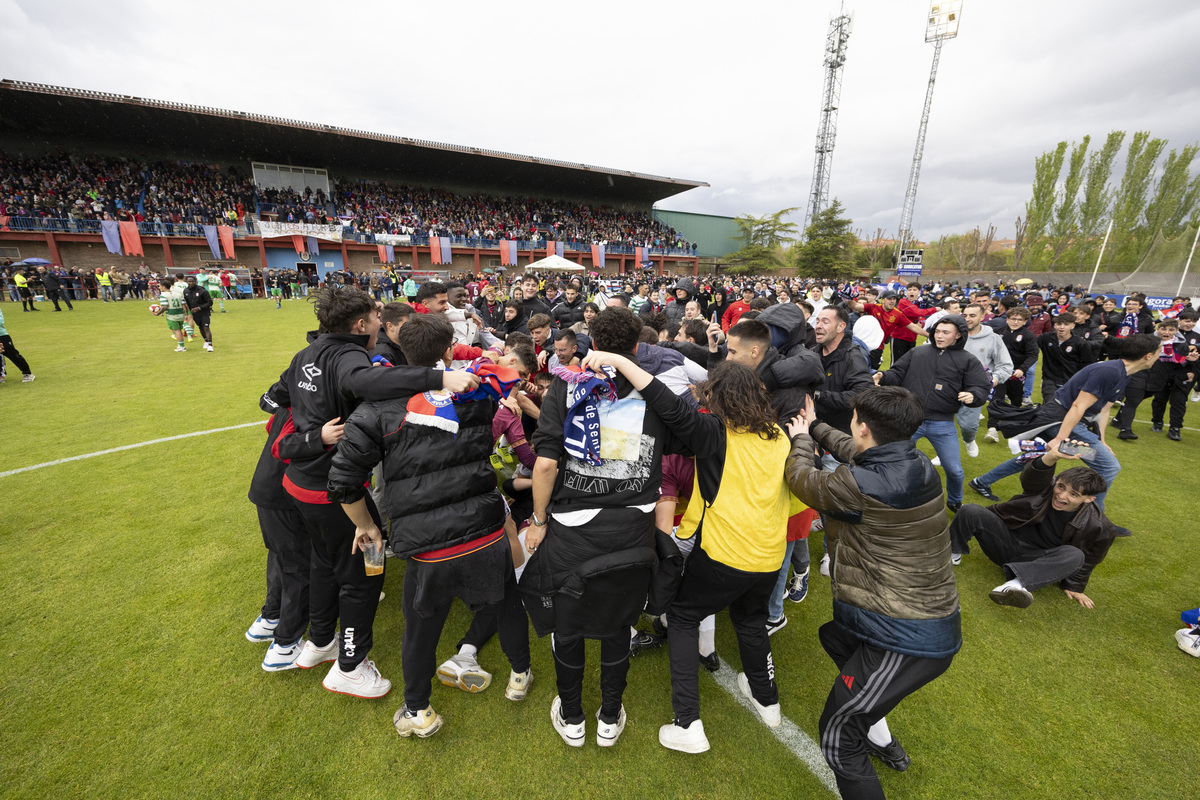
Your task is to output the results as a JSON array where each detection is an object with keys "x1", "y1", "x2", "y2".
[
  {"x1": 1129, "y1": 419, "x2": 1200, "y2": 432},
  {"x1": 711, "y1": 659, "x2": 840, "y2": 795},
  {"x1": 0, "y1": 421, "x2": 262, "y2": 478}
]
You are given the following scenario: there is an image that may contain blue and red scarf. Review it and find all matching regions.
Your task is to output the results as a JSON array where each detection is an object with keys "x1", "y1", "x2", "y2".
[
  {"x1": 404, "y1": 363, "x2": 522, "y2": 435},
  {"x1": 552, "y1": 363, "x2": 617, "y2": 466}
]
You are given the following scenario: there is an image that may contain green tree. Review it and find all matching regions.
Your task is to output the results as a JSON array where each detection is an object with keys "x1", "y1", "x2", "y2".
[
  {"x1": 1044, "y1": 136, "x2": 1090, "y2": 270},
  {"x1": 1107, "y1": 131, "x2": 1167, "y2": 265},
  {"x1": 1014, "y1": 141, "x2": 1066, "y2": 269},
  {"x1": 725, "y1": 207, "x2": 799, "y2": 273},
  {"x1": 1144, "y1": 144, "x2": 1199, "y2": 243},
  {"x1": 793, "y1": 199, "x2": 858, "y2": 279},
  {"x1": 1072, "y1": 131, "x2": 1125, "y2": 267}
]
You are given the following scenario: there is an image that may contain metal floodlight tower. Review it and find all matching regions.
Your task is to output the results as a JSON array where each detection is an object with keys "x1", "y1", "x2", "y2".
[
  {"x1": 803, "y1": 4, "x2": 853, "y2": 239},
  {"x1": 896, "y1": 1, "x2": 963, "y2": 255}
]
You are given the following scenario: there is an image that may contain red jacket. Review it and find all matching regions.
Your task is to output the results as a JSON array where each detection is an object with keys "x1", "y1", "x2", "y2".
[{"x1": 722, "y1": 300, "x2": 751, "y2": 332}]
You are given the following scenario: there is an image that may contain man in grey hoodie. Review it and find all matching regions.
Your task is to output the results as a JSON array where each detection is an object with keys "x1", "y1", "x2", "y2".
[{"x1": 959, "y1": 303, "x2": 1013, "y2": 456}]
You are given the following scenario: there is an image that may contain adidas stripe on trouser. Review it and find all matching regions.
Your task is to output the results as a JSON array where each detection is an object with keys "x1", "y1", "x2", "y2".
[{"x1": 817, "y1": 621, "x2": 954, "y2": 800}]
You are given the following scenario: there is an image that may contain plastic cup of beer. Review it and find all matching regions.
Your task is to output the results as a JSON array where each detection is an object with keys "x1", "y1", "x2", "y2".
[{"x1": 362, "y1": 540, "x2": 385, "y2": 576}]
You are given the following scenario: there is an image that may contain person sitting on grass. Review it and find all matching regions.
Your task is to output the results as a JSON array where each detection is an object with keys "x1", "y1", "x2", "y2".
[{"x1": 950, "y1": 442, "x2": 1131, "y2": 610}]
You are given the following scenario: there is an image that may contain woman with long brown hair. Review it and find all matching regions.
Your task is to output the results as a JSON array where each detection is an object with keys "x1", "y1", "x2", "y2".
[{"x1": 578, "y1": 353, "x2": 793, "y2": 754}]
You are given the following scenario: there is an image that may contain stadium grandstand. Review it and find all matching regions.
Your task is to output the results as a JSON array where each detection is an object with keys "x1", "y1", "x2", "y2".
[{"x1": 0, "y1": 79, "x2": 708, "y2": 285}]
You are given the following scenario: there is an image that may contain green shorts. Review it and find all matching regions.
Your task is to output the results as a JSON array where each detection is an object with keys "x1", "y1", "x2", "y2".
[
  {"x1": 271, "y1": 288, "x2": 282, "y2": 296},
  {"x1": 208, "y1": 288, "x2": 222, "y2": 298},
  {"x1": 166, "y1": 318, "x2": 184, "y2": 331}
]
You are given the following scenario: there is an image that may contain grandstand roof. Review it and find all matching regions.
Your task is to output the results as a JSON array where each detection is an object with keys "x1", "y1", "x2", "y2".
[{"x1": 0, "y1": 80, "x2": 708, "y2": 205}]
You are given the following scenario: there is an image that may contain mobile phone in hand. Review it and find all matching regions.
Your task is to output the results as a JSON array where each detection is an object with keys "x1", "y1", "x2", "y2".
[{"x1": 1058, "y1": 442, "x2": 1096, "y2": 460}]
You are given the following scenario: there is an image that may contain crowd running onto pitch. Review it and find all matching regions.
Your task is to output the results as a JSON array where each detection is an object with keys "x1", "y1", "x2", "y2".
[{"x1": 163, "y1": 270, "x2": 1197, "y2": 800}]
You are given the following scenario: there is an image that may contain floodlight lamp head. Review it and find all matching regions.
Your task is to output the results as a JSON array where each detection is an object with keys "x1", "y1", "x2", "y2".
[{"x1": 925, "y1": 0, "x2": 963, "y2": 43}]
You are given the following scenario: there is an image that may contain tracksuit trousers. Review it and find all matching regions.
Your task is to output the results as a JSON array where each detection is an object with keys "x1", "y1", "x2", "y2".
[
  {"x1": 256, "y1": 504, "x2": 312, "y2": 646},
  {"x1": 667, "y1": 545, "x2": 778, "y2": 727},
  {"x1": 818, "y1": 621, "x2": 954, "y2": 800},
  {"x1": 552, "y1": 633, "x2": 630, "y2": 725},
  {"x1": 949, "y1": 504, "x2": 1085, "y2": 590},
  {"x1": 292, "y1": 496, "x2": 385, "y2": 671},
  {"x1": 402, "y1": 555, "x2": 530, "y2": 711}
]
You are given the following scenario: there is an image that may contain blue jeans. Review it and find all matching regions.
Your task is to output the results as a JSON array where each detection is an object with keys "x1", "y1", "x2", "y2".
[
  {"x1": 1023, "y1": 365, "x2": 1036, "y2": 399},
  {"x1": 913, "y1": 418, "x2": 962, "y2": 505},
  {"x1": 768, "y1": 540, "x2": 797, "y2": 620},
  {"x1": 957, "y1": 405, "x2": 983, "y2": 444},
  {"x1": 976, "y1": 422, "x2": 1119, "y2": 510}
]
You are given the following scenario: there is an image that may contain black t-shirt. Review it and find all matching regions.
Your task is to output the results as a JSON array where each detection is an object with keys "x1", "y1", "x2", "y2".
[{"x1": 1017, "y1": 508, "x2": 1074, "y2": 551}]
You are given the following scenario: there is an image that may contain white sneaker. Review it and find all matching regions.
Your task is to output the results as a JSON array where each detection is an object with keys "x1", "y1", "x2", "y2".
[
  {"x1": 296, "y1": 637, "x2": 338, "y2": 669},
  {"x1": 984, "y1": 427, "x2": 999, "y2": 443},
  {"x1": 21, "y1": 373, "x2": 35, "y2": 382},
  {"x1": 504, "y1": 668, "x2": 533, "y2": 701},
  {"x1": 550, "y1": 696, "x2": 585, "y2": 747},
  {"x1": 437, "y1": 653, "x2": 492, "y2": 693},
  {"x1": 174, "y1": 346, "x2": 186, "y2": 352},
  {"x1": 262, "y1": 638, "x2": 304, "y2": 671},
  {"x1": 204, "y1": 343, "x2": 213, "y2": 351},
  {"x1": 596, "y1": 706, "x2": 627, "y2": 747},
  {"x1": 394, "y1": 704, "x2": 443, "y2": 738},
  {"x1": 951, "y1": 553, "x2": 962, "y2": 566},
  {"x1": 245, "y1": 615, "x2": 278, "y2": 642},
  {"x1": 659, "y1": 719, "x2": 710, "y2": 753},
  {"x1": 738, "y1": 672, "x2": 782, "y2": 728},
  {"x1": 965, "y1": 441, "x2": 979, "y2": 458},
  {"x1": 819, "y1": 554, "x2": 831, "y2": 577},
  {"x1": 930, "y1": 456, "x2": 941, "y2": 467},
  {"x1": 1176, "y1": 628, "x2": 1200, "y2": 657},
  {"x1": 323, "y1": 658, "x2": 392, "y2": 698}
]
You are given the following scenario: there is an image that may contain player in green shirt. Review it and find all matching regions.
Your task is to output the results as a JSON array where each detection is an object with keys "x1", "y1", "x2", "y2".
[
  {"x1": 197, "y1": 267, "x2": 226, "y2": 313},
  {"x1": 154, "y1": 277, "x2": 189, "y2": 352}
]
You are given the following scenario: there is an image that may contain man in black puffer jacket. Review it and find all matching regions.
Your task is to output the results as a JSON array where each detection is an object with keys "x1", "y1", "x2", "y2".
[
  {"x1": 709, "y1": 317, "x2": 824, "y2": 424},
  {"x1": 875, "y1": 315, "x2": 990, "y2": 512},
  {"x1": 328, "y1": 313, "x2": 532, "y2": 739}
]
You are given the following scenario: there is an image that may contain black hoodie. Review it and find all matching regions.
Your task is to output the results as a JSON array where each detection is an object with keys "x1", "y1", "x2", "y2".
[
  {"x1": 268, "y1": 331, "x2": 446, "y2": 497},
  {"x1": 878, "y1": 314, "x2": 991, "y2": 421}
]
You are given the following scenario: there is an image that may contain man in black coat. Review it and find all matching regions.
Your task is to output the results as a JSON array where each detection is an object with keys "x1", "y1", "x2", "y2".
[
  {"x1": 182, "y1": 274, "x2": 215, "y2": 351},
  {"x1": 36, "y1": 266, "x2": 72, "y2": 311},
  {"x1": 875, "y1": 315, "x2": 991, "y2": 512}
]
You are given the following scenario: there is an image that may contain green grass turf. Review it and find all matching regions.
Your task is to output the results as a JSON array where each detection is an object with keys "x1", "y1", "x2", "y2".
[{"x1": 0, "y1": 297, "x2": 1195, "y2": 799}]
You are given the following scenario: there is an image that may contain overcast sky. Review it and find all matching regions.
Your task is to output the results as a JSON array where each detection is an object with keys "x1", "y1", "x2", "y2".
[{"x1": 3, "y1": 0, "x2": 1198, "y2": 241}]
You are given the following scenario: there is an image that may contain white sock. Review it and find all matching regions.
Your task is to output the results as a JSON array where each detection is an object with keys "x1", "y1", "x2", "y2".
[
  {"x1": 458, "y1": 644, "x2": 478, "y2": 659},
  {"x1": 698, "y1": 629, "x2": 715, "y2": 657},
  {"x1": 630, "y1": 625, "x2": 639, "y2": 640},
  {"x1": 996, "y1": 577, "x2": 1025, "y2": 592},
  {"x1": 867, "y1": 718, "x2": 892, "y2": 747}
]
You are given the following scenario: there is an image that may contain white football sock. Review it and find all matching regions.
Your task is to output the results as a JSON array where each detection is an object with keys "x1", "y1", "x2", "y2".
[
  {"x1": 698, "y1": 629, "x2": 715, "y2": 657},
  {"x1": 458, "y1": 644, "x2": 478, "y2": 659},
  {"x1": 996, "y1": 577, "x2": 1025, "y2": 592},
  {"x1": 867, "y1": 718, "x2": 892, "y2": 747}
]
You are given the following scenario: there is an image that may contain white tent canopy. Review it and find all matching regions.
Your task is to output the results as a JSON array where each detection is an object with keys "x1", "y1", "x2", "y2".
[{"x1": 525, "y1": 254, "x2": 584, "y2": 272}]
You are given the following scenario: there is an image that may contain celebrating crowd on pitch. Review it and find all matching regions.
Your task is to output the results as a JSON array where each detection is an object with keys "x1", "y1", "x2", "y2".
[{"x1": 240, "y1": 272, "x2": 1196, "y2": 800}]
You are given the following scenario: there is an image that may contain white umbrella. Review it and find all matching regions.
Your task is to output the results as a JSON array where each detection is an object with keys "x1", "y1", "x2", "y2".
[{"x1": 525, "y1": 254, "x2": 584, "y2": 272}]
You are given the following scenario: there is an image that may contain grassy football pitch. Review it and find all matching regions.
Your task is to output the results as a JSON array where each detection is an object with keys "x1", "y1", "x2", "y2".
[{"x1": 0, "y1": 297, "x2": 1194, "y2": 799}]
